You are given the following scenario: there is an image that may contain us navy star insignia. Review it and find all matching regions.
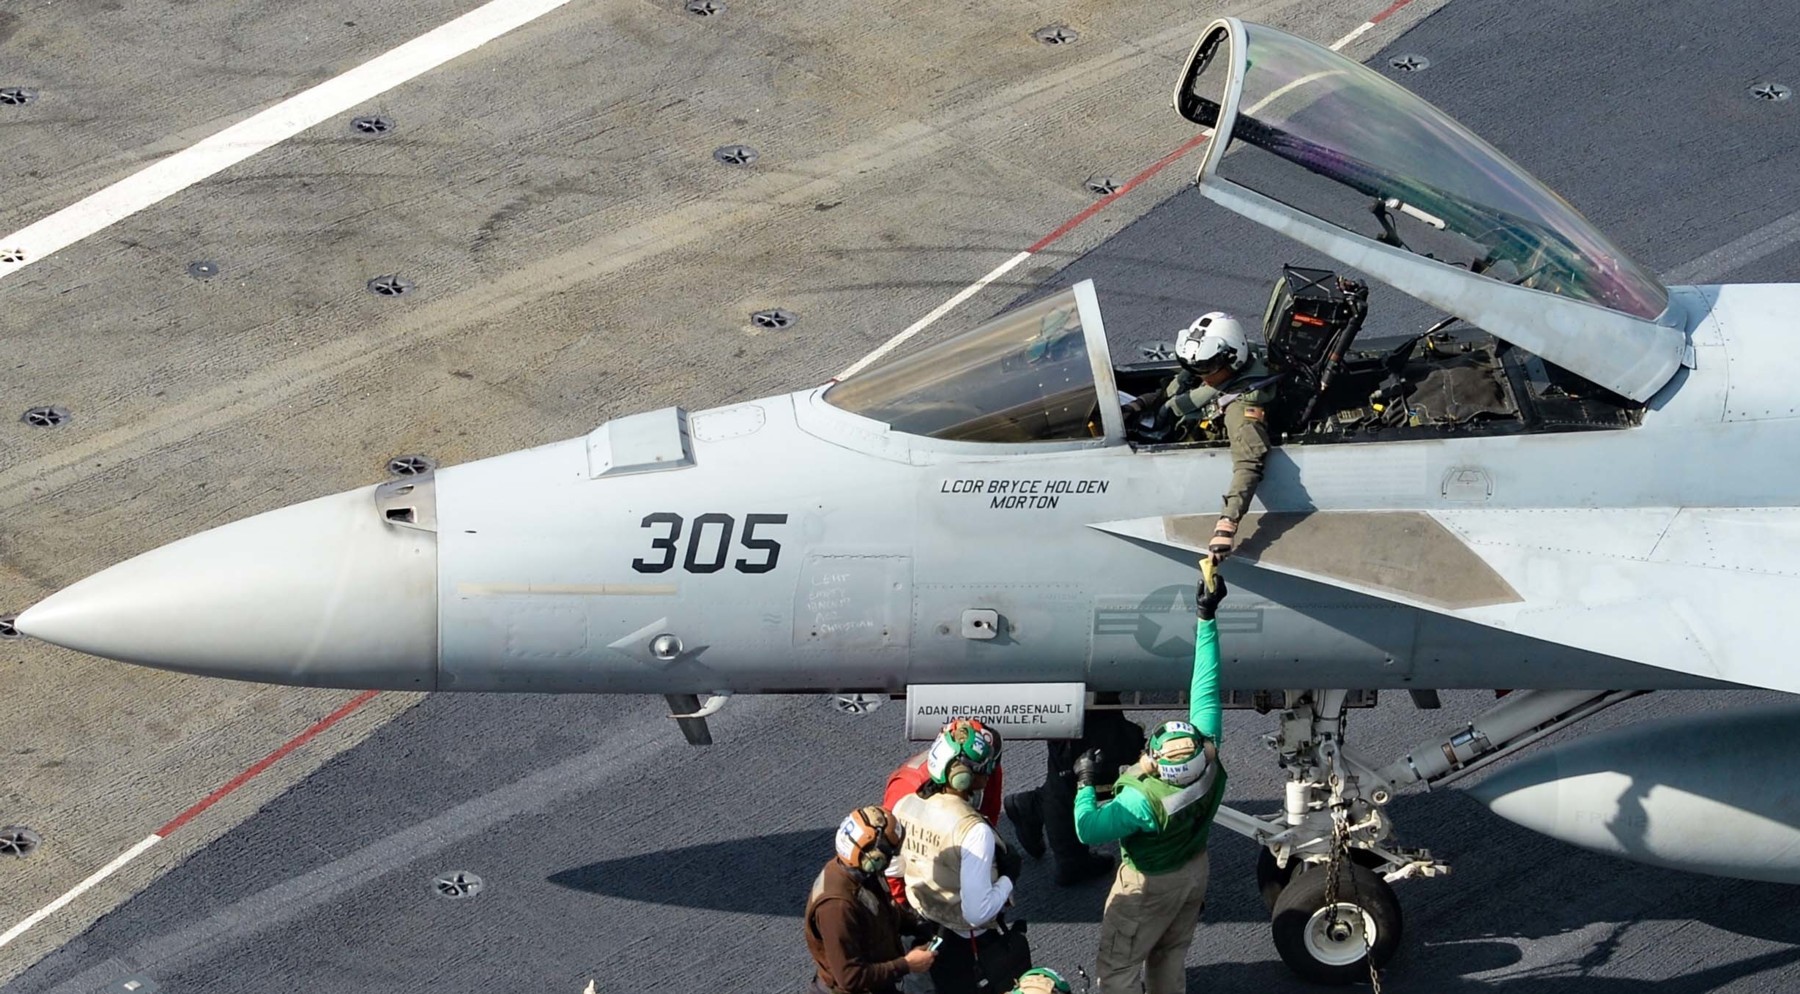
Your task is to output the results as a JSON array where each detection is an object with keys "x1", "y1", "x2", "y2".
[{"x1": 1095, "y1": 585, "x2": 1197, "y2": 657}]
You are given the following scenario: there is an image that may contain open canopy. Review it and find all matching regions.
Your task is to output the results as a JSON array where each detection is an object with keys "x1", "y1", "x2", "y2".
[{"x1": 1173, "y1": 19, "x2": 1685, "y2": 402}]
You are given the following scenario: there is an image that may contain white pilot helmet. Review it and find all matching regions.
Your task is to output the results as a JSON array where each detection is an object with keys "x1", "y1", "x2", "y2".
[{"x1": 1175, "y1": 312, "x2": 1247, "y2": 374}]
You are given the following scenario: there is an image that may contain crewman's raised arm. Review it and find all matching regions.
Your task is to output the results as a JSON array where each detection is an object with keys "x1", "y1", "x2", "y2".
[{"x1": 1191, "y1": 560, "x2": 1226, "y2": 743}]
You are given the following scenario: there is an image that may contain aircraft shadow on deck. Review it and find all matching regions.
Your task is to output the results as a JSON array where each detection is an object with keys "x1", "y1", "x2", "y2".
[
  {"x1": 546, "y1": 791, "x2": 1800, "y2": 957},
  {"x1": 1181, "y1": 946, "x2": 1800, "y2": 994}
]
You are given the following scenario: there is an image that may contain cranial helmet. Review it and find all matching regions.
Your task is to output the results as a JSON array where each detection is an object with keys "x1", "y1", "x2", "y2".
[
  {"x1": 835, "y1": 805, "x2": 905, "y2": 876},
  {"x1": 1175, "y1": 311, "x2": 1248, "y2": 375},
  {"x1": 1148, "y1": 719, "x2": 1210, "y2": 787},
  {"x1": 1010, "y1": 967, "x2": 1073, "y2": 994},
  {"x1": 925, "y1": 718, "x2": 1002, "y2": 792}
]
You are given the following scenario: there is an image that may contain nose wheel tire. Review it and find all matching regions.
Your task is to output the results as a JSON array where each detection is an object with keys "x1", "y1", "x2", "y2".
[
  {"x1": 1271, "y1": 862, "x2": 1402, "y2": 986},
  {"x1": 1257, "y1": 847, "x2": 1296, "y2": 912},
  {"x1": 1257, "y1": 847, "x2": 1385, "y2": 914}
]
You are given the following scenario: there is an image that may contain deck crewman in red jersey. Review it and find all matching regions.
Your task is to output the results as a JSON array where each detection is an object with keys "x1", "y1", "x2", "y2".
[{"x1": 881, "y1": 718, "x2": 1007, "y2": 903}]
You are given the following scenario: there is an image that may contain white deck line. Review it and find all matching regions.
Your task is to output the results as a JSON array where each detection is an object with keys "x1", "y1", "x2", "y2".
[
  {"x1": 0, "y1": 0, "x2": 576, "y2": 283},
  {"x1": 0, "y1": 834, "x2": 162, "y2": 951},
  {"x1": 836, "y1": 22, "x2": 1383, "y2": 380},
  {"x1": 835, "y1": 251, "x2": 1034, "y2": 380}
]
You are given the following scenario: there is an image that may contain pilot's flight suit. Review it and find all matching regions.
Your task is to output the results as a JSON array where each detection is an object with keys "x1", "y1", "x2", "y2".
[
  {"x1": 1073, "y1": 600, "x2": 1227, "y2": 994},
  {"x1": 1154, "y1": 355, "x2": 1278, "y2": 523}
]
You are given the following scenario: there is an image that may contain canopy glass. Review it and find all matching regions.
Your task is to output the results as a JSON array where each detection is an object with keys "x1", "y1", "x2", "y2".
[
  {"x1": 824, "y1": 289, "x2": 1110, "y2": 443},
  {"x1": 1183, "y1": 23, "x2": 1668, "y2": 320}
]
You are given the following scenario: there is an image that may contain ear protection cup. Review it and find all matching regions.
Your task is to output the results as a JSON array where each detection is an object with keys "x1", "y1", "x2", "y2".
[
  {"x1": 837, "y1": 806, "x2": 904, "y2": 875},
  {"x1": 926, "y1": 718, "x2": 1001, "y2": 792},
  {"x1": 946, "y1": 759, "x2": 973, "y2": 793}
]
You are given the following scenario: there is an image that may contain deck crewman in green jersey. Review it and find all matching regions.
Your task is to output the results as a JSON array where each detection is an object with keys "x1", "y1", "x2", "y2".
[{"x1": 1072, "y1": 561, "x2": 1230, "y2": 994}]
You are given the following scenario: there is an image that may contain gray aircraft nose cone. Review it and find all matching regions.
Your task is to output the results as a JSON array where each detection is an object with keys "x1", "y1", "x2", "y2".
[{"x1": 16, "y1": 485, "x2": 438, "y2": 690}]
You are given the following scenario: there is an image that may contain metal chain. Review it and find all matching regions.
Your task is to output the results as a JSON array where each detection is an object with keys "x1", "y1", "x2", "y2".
[
  {"x1": 1326, "y1": 702, "x2": 1382, "y2": 993},
  {"x1": 1321, "y1": 808, "x2": 1344, "y2": 914},
  {"x1": 1324, "y1": 800, "x2": 1382, "y2": 993}
]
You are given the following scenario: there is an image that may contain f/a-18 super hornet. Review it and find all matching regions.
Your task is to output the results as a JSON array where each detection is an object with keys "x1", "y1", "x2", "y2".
[{"x1": 17, "y1": 18, "x2": 1800, "y2": 985}]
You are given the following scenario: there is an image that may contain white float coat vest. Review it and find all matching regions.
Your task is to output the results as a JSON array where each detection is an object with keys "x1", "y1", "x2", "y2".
[{"x1": 892, "y1": 789, "x2": 991, "y2": 931}]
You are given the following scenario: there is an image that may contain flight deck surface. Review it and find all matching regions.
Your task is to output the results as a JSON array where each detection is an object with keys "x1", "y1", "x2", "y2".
[{"x1": 4, "y1": 0, "x2": 1799, "y2": 990}]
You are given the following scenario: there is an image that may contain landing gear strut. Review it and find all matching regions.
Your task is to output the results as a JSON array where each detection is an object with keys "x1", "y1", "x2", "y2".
[
  {"x1": 1214, "y1": 690, "x2": 1432, "y2": 985},
  {"x1": 1213, "y1": 687, "x2": 1638, "y2": 986}
]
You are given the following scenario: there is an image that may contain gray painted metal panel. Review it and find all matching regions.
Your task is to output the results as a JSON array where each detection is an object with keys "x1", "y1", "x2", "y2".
[
  {"x1": 794, "y1": 554, "x2": 911, "y2": 651},
  {"x1": 1708, "y1": 283, "x2": 1800, "y2": 421},
  {"x1": 587, "y1": 406, "x2": 694, "y2": 478}
]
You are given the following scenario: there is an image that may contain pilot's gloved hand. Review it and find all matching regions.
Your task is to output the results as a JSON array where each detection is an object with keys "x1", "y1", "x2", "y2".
[
  {"x1": 1122, "y1": 397, "x2": 1146, "y2": 421},
  {"x1": 1209, "y1": 516, "x2": 1237, "y2": 562},
  {"x1": 995, "y1": 840, "x2": 1024, "y2": 882},
  {"x1": 1146, "y1": 405, "x2": 1178, "y2": 442},
  {"x1": 1197, "y1": 566, "x2": 1228, "y2": 620},
  {"x1": 1073, "y1": 748, "x2": 1105, "y2": 790}
]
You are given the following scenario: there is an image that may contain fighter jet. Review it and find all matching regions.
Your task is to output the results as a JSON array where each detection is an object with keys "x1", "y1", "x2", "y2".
[{"x1": 15, "y1": 18, "x2": 1800, "y2": 985}]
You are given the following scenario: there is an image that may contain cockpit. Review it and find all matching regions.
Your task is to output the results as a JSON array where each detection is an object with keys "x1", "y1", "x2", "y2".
[
  {"x1": 1173, "y1": 18, "x2": 1684, "y2": 403},
  {"x1": 825, "y1": 20, "x2": 1687, "y2": 451},
  {"x1": 823, "y1": 267, "x2": 1644, "y2": 456}
]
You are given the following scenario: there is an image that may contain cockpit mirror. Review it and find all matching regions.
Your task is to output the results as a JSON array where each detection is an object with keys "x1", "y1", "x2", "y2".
[
  {"x1": 1172, "y1": 23, "x2": 1232, "y2": 127},
  {"x1": 1171, "y1": 20, "x2": 1247, "y2": 186}
]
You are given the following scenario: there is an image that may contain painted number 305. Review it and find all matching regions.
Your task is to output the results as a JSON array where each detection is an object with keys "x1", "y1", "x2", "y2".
[{"x1": 630, "y1": 512, "x2": 788, "y2": 574}]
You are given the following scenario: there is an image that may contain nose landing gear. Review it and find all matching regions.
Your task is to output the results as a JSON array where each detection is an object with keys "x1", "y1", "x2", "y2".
[
  {"x1": 1212, "y1": 690, "x2": 1441, "y2": 986},
  {"x1": 1213, "y1": 686, "x2": 1638, "y2": 985}
]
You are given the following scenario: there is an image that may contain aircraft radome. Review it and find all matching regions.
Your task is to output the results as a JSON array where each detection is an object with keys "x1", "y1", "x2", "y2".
[{"x1": 16, "y1": 18, "x2": 1800, "y2": 986}]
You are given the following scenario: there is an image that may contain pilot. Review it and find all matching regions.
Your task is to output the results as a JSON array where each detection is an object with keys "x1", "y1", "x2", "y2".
[
  {"x1": 891, "y1": 719, "x2": 1031, "y2": 994},
  {"x1": 881, "y1": 718, "x2": 1007, "y2": 904},
  {"x1": 1003, "y1": 694, "x2": 1145, "y2": 886},
  {"x1": 804, "y1": 805, "x2": 937, "y2": 994},
  {"x1": 1123, "y1": 312, "x2": 1279, "y2": 560},
  {"x1": 1071, "y1": 564, "x2": 1230, "y2": 994}
]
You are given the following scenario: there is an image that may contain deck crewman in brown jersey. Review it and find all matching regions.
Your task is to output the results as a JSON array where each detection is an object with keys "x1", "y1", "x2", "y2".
[{"x1": 804, "y1": 805, "x2": 937, "y2": 993}]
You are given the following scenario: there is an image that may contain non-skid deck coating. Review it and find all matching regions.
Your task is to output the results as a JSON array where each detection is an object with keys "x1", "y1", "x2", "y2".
[
  {"x1": 5, "y1": 0, "x2": 1800, "y2": 990},
  {"x1": 2, "y1": 0, "x2": 1415, "y2": 973}
]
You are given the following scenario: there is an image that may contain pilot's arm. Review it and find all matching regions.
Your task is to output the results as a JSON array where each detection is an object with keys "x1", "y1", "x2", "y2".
[
  {"x1": 1159, "y1": 378, "x2": 1223, "y2": 425},
  {"x1": 1122, "y1": 369, "x2": 1197, "y2": 422},
  {"x1": 1218, "y1": 397, "x2": 1273, "y2": 524}
]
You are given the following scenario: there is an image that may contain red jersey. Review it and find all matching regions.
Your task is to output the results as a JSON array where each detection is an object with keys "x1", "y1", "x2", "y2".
[{"x1": 881, "y1": 751, "x2": 1005, "y2": 902}]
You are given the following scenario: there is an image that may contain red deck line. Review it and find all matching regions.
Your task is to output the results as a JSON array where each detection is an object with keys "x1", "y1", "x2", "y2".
[
  {"x1": 1028, "y1": 131, "x2": 1213, "y2": 254},
  {"x1": 155, "y1": 690, "x2": 380, "y2": 837},
  {"x1": 1370, "y1": 0, "x2": 1418, "y2": 25}
]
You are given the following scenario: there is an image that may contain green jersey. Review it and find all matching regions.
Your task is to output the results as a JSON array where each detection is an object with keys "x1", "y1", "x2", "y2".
[{"x1": 1073, "y1": 618, "x2": 1227, "y2": 872}]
